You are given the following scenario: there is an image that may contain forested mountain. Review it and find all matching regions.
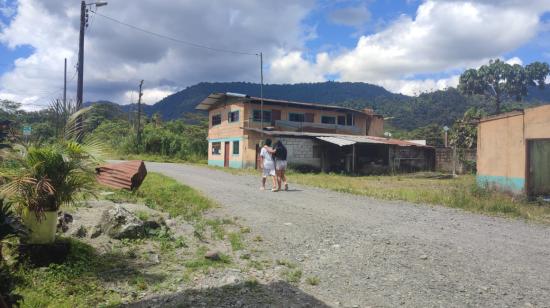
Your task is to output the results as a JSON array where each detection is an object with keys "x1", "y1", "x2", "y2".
[{"x1": 100, "y1": 81, "x2": 550, "y2": 130}]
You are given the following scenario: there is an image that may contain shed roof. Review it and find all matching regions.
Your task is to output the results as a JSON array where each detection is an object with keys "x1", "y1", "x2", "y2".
[
  {"x1": 243, "y1": 128, "x2": 433, "y2": 148},
  {"x1": 196, "y1": 92, "x2": 381, "y2": 116}
]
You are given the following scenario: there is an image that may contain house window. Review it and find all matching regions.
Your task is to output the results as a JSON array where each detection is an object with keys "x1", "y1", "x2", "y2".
[
  {"x1": 321, "y1": 116, "x2": 336, "y2": 124},
  {"x1": 233, "y1": 141, "x2": 239, "y2": 155},
  {"x1": 337, "y1": 115, "x2": 346, "y2": 125},
  {"x1": 346, "y1": 113, "x2": 354, "y2": 126},
  {"x1": 253, "y1": 110, "x2": 272, "y2": 122},
  {"x1": 211, "y1": 142, "x2": 221, "y2": 155},
  {"x1": 228, "y1": 110, "x2": 239, "y2": 123},
  {"x1": 289, "y1": 113, "x2": 305, "y2": 122},
  {"x1": 211, "y1": 114, "x2": 221, "y2": 126}
]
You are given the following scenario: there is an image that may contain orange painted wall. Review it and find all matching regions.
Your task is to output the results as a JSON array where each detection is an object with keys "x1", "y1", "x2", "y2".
[
  {"x1": 477, "y1": 114, "x2": 525, "y2": 178},
  {"x1": 477, "y1": 104, "x2": 550, "y2": 194}
]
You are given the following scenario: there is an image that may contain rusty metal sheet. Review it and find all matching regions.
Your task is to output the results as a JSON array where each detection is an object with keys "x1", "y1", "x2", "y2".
[{"x1": 96, "y1": 160, "x2": 147, "y2": 190}]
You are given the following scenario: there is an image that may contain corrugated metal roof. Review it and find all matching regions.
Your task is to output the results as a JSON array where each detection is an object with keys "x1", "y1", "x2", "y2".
[
  {"x1": 317, "y1": 136, "x2": 356, "y2": 146},
  {"x1": 196, "y1": 92, "x2": 382, "y2": 116},
  {"x1": 243, "y1": 127, "x2": 433, "y2": 148},
  {"x1": 96, "y1": 160, "x2": 147, "y2": 190}
]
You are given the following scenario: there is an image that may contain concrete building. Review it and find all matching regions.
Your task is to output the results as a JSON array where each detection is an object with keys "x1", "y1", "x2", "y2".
[
  {"x1": 477, "y1": 104, "x2": 550, "y2": 196},
  {"x1": 197, "y1": 93, "x2": 434, "y2": 173}
]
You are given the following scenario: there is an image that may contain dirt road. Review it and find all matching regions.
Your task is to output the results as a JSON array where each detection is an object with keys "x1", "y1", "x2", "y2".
[{"x1": 146, "y1": 162, "x2": 550, "y2": 307}]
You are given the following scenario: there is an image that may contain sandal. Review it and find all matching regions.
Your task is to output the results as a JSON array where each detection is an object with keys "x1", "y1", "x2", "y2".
[{"x1": 284, "y1": 183, "x2": 288, "y2": 191}]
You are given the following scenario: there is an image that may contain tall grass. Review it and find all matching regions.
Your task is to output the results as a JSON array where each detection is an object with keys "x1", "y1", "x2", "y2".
[
  {"x1": 286, "y1": 172, "x2": 550, "y2": 223},
  {"x1": 105, "y1": 172, "x2": 215, "y2": 221}
]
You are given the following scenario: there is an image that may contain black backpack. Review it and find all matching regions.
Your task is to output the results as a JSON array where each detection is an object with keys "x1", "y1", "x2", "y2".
[{"x1": 274, "y1": 142, "x2": 287, "y2": 160}]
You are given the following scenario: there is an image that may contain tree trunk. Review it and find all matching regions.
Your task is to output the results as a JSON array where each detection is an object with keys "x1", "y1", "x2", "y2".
[{"x1": 495, "y1": 95, "x2": 501, "y2": 114}]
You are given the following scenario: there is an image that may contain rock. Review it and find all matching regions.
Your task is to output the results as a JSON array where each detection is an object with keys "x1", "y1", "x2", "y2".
[
  {"x1": 99, "y1": 205, "x2": 146, "y2": 239},
  {"x1": 90, "y1": 226, "x2": 102, "y2": 238},
  {"x1": 205, "y1": 250, "x2": 221, "y2": 261},
  {"x1": 74, "y1": 225, "x2": 87, "y2": 238},
  {"x1": 223, "y1": 275, "x2": 240, "y2": 284},
  {"x1": 57, "y1": 211, "x2": 73, "y2": 233},
  {"x1": 143, "y1": 214, "x2": 165, "y2": 229},
  {"x1": 148, "y1": 253, "x2": 160, "y2": 264},
  {"x1": 419, "y1": 254, "x2": 428, "y2": 260}
]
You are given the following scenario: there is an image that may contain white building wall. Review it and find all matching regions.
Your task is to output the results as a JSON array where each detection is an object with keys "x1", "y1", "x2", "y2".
[{"x1": 277, "y1": 137, "x2": 321, "y2": 168}]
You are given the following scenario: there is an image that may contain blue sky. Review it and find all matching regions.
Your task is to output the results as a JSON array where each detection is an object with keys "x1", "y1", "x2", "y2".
[{"x1": 1, "y1": 0, "x2": 550, "y2": 109}]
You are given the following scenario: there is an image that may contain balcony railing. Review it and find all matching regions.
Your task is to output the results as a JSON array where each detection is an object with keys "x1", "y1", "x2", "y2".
[{"x1": 243, "y1": 118, "x2": 362, "y2": 135}]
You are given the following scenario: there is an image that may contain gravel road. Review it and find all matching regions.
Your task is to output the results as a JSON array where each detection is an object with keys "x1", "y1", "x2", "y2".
[{"x1": 146, "y1": 162, "x2": 550, "y2": 308}]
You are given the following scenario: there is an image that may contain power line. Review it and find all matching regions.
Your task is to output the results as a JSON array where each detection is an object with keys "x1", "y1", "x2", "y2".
[{"x1": 92, "y1": 11, "x2": 259, "y2": 56}]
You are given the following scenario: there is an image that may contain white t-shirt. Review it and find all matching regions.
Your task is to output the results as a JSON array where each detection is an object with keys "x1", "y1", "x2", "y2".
[{"x1": 260, "y1": 146, "x2": 274, "y2": 169}]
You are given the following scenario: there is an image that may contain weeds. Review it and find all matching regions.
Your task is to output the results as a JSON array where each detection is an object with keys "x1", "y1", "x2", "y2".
[
  {"x1": 228, "y1": 232, "x2": 244, "y2": 251},
  {"x1": 276, "y1": 259, "x2": 297, "y2": 268},
  {"x1": 105, "y1": 172, "x2": 215, "y2": 221},
  {"x1": 206, "y1": 219, "x2": 226, "y2": 240},
  {"x1": 306, "y1": 276, "x2": 320, "y2": 286},
  {"x1": 14, "y1": 238, "x2": 125, "y2": 307},
  {"x1": 285, "y1": 172, "x2": 550, "y2": 223},
  {"x1": 283, "y1": 269, "x2": 302, "y2": 284},
  {"x1": 135, "y1": 211, "x2": 150, "y2": 221}
]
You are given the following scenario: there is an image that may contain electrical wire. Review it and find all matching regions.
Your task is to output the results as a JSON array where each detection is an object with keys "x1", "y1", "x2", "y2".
[{"x1": 92, "y1": 11, "x2": 259, "y2": 56}]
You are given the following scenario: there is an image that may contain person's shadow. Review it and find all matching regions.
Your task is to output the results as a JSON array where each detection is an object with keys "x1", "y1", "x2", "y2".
[{"x1": 124, "y1": 280, "x2": 330, "y2": 307}]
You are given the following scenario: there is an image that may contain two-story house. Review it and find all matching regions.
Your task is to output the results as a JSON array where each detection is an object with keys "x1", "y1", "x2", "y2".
[{"x1": 197, "y1": 93, "x2": 434, "y2": 174}]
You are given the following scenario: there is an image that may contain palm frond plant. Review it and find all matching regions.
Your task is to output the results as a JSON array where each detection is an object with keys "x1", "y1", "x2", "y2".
[
  {"x1": 0, "y1": 107, "x2": 104, "y2": 244},
  {"x1": 0, "y1": 198, "x2": 27, "y2": 261}
]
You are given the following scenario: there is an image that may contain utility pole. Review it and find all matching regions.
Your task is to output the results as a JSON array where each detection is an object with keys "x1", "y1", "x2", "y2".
[
  {"x1": 136, "y1": 80, "x2": 144, "y2": 150},
  {"x1": 75, "y1": 1, "x2": 86, "y2": 141},
  {"x1": 260, "y1": 52, "x2": 263, "y2": 137},
  {"x1": 63, "y1": 58, "x2": 67, "y2": 111},
  {"x1": 75, "y1": 1, "x2": 108, "y2": 141}
]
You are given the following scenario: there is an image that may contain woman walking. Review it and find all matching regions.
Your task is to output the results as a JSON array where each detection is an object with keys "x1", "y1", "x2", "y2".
[
  {"x1": 260, "y1": 139, "x2": 277, "y2": 191},
  {"x1": 273, "y1": 140, "x2": 289, "y2": 191}
]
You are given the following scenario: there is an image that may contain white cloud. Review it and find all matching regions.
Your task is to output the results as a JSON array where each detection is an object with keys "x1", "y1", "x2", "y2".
[
  {"x1": 2, "y1": 0, "x2": 550, "y2": 107},
  {"x1": 271, "y1": 0, "x2": 550, "y2": 95},
  {"x1": 505, "y1": 57, "x2": 523, "y2": 65},
  {"x1": 123, "y1": 86, "x2": 176, "y2": 105},
  {"x1": 0, "y1": 0, "x2": 315, "y2": 108}
]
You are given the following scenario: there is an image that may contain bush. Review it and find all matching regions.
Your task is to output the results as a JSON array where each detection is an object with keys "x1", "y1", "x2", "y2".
[{"x1": 89, "y1": 118, "x2": 208, "y2": 161}]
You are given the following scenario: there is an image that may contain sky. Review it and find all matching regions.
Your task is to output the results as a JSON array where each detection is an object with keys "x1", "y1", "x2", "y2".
[{"x1": 1, "y1": 0, "x2": 550, "y2": 110}]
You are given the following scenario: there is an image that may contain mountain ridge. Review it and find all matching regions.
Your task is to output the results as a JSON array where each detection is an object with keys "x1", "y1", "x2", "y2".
[{"x1": 89, "y1": 81, "x2": 550, "y2": 130}]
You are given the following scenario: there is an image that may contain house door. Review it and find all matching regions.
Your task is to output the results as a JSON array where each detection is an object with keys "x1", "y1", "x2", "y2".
[
  {"x1": 271, "y1": 110, "x2": 281, "y2": 126},
  {"x1": 224, "y1": 142, "x2": 230, "y2": 168},
  {"x1": 528, "y1": 139, "x2": 550, "y2": 196}
]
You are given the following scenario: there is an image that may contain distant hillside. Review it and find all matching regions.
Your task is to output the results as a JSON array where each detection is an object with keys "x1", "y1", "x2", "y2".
[
  {"x1": 95, "y1": 81, "x2": 550, "y2": 130},
  {"x1": 131, "y1": 81, "x2": 407, "y2": 119}
]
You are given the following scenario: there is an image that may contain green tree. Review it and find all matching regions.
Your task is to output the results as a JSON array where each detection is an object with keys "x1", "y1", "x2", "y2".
[
  {"x1": 449, "y1": 107, "x2": 486, "y2": 149},
  {"x1": 458, "y1": 59, "x2": 550, "y2": 114},
  {"x1": 0, "y1": 100, "x2": 21, "y2": 121}
]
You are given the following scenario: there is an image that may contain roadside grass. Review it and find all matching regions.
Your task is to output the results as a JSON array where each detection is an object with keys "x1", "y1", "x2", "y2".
[
  {"x1": 283, "y1": 269, "x2": 302, "y2": 284},
  {"x1": 306, "y1": 276, "x2": 320, "y2": 286},
  {"x1": 228, "y1": 232, "x2": 244, "y2": 251},
  {"x1": 104, "y1": 172, "x2": 215, "y2": 221},
  {"x1": 210, "y1": 165, "x2": 550, "y2": 223},
  {"x1": 288, "y1": 172, "x2": 550, "y2": 223},
  {"x1": 184, "y1": 246, "x2": 231, "y2": 272},
  {"x1": 14, "y1": 238, "x2": 126, "y2": 307}
]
